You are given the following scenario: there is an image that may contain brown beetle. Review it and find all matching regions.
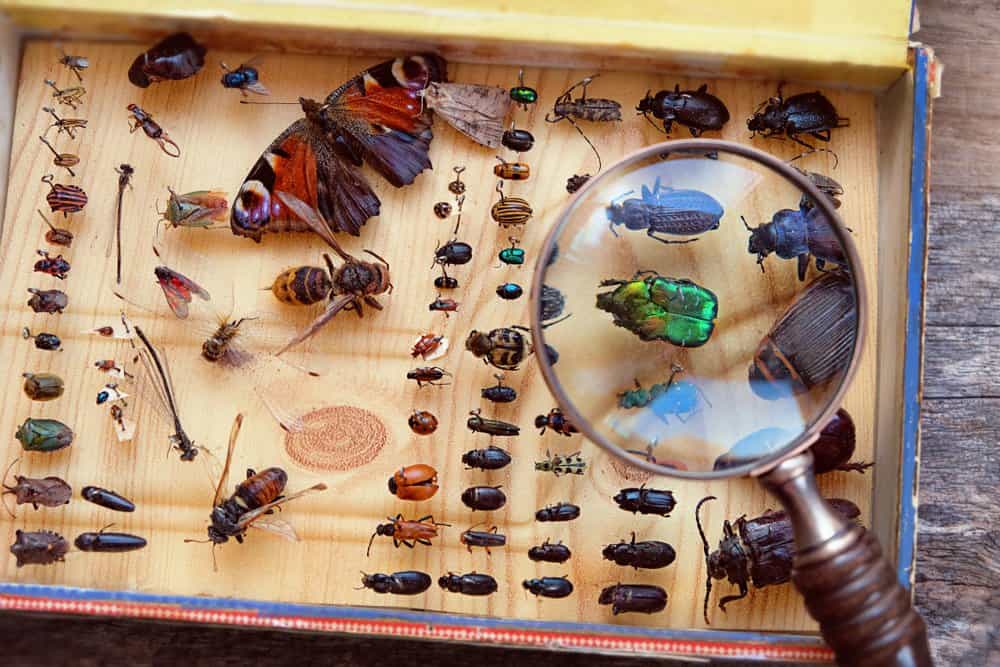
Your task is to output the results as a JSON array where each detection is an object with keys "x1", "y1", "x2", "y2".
[
  {"x1": 491, "y1": 182, "x2": 533, "y2": 228},
  {"x1": 2, "y1": 460, "x2": 71, "y2": 515},
  {"x1": 368, "y1": 514, "x2": 449, "y2": 556},
  {"x1": 388, "y1": 464, "x2": 439, "y2": 501},
  {"x1": 27, "y1": 288, "x2": 67, "y2": 313},
  {"x1": 411, "y1": 332, "x2": 447, "y2": 360},
  {"x1": 494, "y1": 156, "x2": 530, "y2": 181},
  {"x1": 38, "y1": 210, "x2": 73, "y2": 247},
  {"x1": 409, "y1": 410, "x2": 438, "y2": 435},
  {"x1": 406, "y1": 366, "x2": 451, "y2": 388}
]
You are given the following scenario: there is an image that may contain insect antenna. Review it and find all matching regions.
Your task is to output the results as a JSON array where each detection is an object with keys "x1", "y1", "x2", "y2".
[
  {"x1": 0, "y1": 458, "x2": 20, "y2": 518},
  {"x1": 354, "y1": 572, "x2": 369, "y2": 591},
  {"x1": 541, "y1": 313, "x2": 572, "y2": 329},
  {"x1": 786, "y1": 147, "x2": 840, "y2": 170},
  {"x1": 696, "y1": 495, "x2": 717, "y2": 625},
  {"x1": 366, "y1": 530, "x2": 379, "y2": 557}
]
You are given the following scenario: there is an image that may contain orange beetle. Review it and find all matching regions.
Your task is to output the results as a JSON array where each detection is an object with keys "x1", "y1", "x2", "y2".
[{"x1": 388, "y1": 464, "x2": 439, "y2": 501}]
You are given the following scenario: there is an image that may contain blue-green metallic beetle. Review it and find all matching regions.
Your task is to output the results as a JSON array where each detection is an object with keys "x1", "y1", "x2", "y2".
[{"x1": 15, "y1": 418, "x2": 73, "y2": 452}]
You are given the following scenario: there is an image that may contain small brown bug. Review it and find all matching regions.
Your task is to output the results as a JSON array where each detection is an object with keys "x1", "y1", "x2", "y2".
[
  {"x1": 42, "y1": 107, "x2": 87, "y2": 139},
  {"x1": 10, "y1": 529, "x2": 69, "y2": 567},
  {"x1": 27, "y1": 288, "x2": 68, "y2": 313},
  {"x1": 368, "y1": 514, "x2": 449, "y2": 556},
  {"x1": 409, "y1": 410, "x2": 438, "y2": 435},
  {"x1": 411, "y1": 333, "x2": 447, "y2": 360},
  {"x1": 406, "y1": 366, "x2": 451, "y2": 388},
  {"x1": 448, "y1": 165, "x2": 466, "y2": 195},
  {"x1": 494, "y1": 156, "x2": 530, "y2": 181},
  {"x1": 38, "y1": 210, "x2": 73, "y2": 247},
  {"x1": 2, "y1": 460, "x2": 72, "y2": 515},
  {"x1": 535, "y1": 408, "x2": 578, "y2": 436},
  {"x1": 41, "y1": 174, "x2": 87, "y2": 216},
  {"x1": 388, "y1": 464, "x2": 439, "y2": 501},
  {"x1": 434, "y1": 202, "x2": 452, "y2": 219},
  {"x1": 491, "y1": 182, "x2": 533, "y2": 228},
  {"x1": 37, "y1": 136, "x2": 79, "y2": 176}
]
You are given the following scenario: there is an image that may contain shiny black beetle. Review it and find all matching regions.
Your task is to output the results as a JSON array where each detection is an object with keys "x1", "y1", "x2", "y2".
[
  {"x1": 461, "y1": 485, "x2": 506, "y2": 511},
  {"x1": 439, "y1": 571, "x2": 497, "y2": 596},
  {"x1": 602, "y1": 532, "x2": 676, "y2": 569},
  {"x1": 742, "y1": 202, "x2": 846, "y2": 281},
  {"x1": 613, "y1": 485, "x2": 676, "y2": 517},
  {"x1": 481, "y1": 374, "x2": 517, "y2": 403},
  {"x1": 462, "y1": 445, "x2": 511, "y2": 471},
  {"x1": 358, "y1": 570, "x2": 431, "y2": 595},
  {"x1": 599, "y1": 584, "x2": 667, "y2": 615},
  {"x1": 535, "y1": 502, "x2": 580, "y2": 522},
  {"x1": 460, "y1": 525, "x2": 506, "y2": 553},
  {"x1": 748, "y1": 86, "x2": 850, "y2": 149},
  {"x1": 81, "y1": 486, "x2": 135, "y2": 512},
  {"x1": 467, "y1": 409, "x2": 519, "y2": 437},
  {"x1": 523, "y1": 576, "x2": 573, "y2": 599},
  {"x1": 528, "y1": 539, "x2": 571, "y2": 563},
  {"x1": 637, "y1": 84, "x2": 730, "y2": 136},
  {"x1": 433, "y1": 239, "x2": 473, "y2": 267}
]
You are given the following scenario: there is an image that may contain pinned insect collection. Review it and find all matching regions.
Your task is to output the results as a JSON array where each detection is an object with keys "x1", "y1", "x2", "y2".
[{"x1": 3, "y1": 38, "x2": 873, "y2": 633}]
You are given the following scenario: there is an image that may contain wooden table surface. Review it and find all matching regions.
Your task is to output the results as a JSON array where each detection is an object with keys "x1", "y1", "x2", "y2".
[{"x1": 2, "y1": 1, "x2": 998, "y2": 664}]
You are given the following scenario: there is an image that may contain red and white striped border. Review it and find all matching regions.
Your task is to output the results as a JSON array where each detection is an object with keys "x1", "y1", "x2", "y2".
[{"x1": 0, "y1": 593, "x2": 834, "y2": 662}]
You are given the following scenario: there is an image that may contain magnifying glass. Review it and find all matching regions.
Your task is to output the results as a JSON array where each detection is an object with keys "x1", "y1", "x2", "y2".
[{"x1": 531, "y1": 140, "x2": 931, "y2": 666}]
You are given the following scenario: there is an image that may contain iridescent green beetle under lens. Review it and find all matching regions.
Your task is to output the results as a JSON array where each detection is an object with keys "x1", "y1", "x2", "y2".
[
  {"x1": 15, "y1": 418, "x2": 73, "y2": 452},
  {"x1": 498, "y1": 238, "x2": 525, "y2": 266},
  {"x1": 596, "y1": 271, "x2": 719, "y2": 347}
]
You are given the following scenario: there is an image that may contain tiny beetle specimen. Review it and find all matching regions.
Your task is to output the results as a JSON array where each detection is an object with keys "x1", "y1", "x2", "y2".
[
  {"x1": 460, "y1": 525, "x2": 506, "y2": 553},
  {"x1": 44, "y1": 78, "x2": 86, "y2": 109},
  {"x1": 742, "y1": 202, "x2": 846, "y2": 281},
  {"x1": 439, "y1": 572, "x2": 497, "y2": 596},
  {"x1": 10, "y1": 529, "x2": 69, "y2": 567},
  {"x1": 75, "y1": 526, "x2": 147, "y2": 552},
  {"x1": 127, "y1": 104, "x2": 180, "y2": 157},
  {"x1": 57, "y1": 48, "x2": 89, "y2": 81},
  {"x1": 38, "y1": 210, "x2": 73, "y2": 247},
  {"x1": 411, "y1": 333, "x2": 447, "y2": 360},
  {"x1": 535, "y1": 450, "x2": 586, "y2": 476},
  {"x1": 448, "y1": 166, "x2": 466, "y2": 195},
  {"x1": 358, "y1": 571, "x2": 432, "y2": 595},
  {"x1": 22, "y1": 373, "x2": 64, "y2": 401},
  {"x1": 434, "y1": 201, "x2": 452, "y2": 219},
  {"x1": 34, "y1": 250, "x2": 70, "y2": 279},
  {"x1": 497, "y1": 237, "x2": 525, "y2": 266},
  {"x1": 42, "y1": 106, "x2": 87, "y2": 139},
  {"x1": 524, "y1": 576, "x2": 573, "y2": 599},
  {"x1": 368, "y1": 514, "x2": 449, "y2": 557},
  {"x1": 406, "y1": 366, "x2": 451, "y2": 388},
  {"x1": 535, "y1": 502, "x2": 580, "y2": 522},
  {"x1": 428, "y1": 295, "x2": 459, "y2": 317},
  {"x1": 15, "y1": 418, "x2": 73, "y2": 453},
  {"x1": 26, "y1": 288, "x2": 67, "y2": 313},
  {"x1": 462, "y1": 445, "x2": 511, "y2": 471},
  {"x1": 37, "y1": 136, "x2": 78, "y2": 176},
  {"x1": 467, "y1": 409, "x2": 519, "y2": 437},
  {"x1": 82, "y1": 486, "x2": 135, "y2": 512},
  {"x1": 433, "y1": 239, "x2": 473, "y2": 267},
  {"x1": 502, "y1": 125, "x2": 534, "y2": 152},
  {"x1": 465, "y1": 326, "x2": 532, "y2": 371},
  {"x1": 220, "y1": 59, "x2": 269, "y2": 96},
  {"x1": 528, "y1": 539, "x2": 571, "y2": 563},
  {"x1": 603, "y1": 532, "x2": 676, "y2": 570},
  {"x1": 388, "y1": 464, "x2": 438, "y2": 501},
  {"x1": 509, "y1": 69, "x2": 538, "y2": 111},
  {"x1": 22, "y1": 328, "x2": 62, "y2": 351},
  {"x1": 41, "y1": 174, "x2": 87, "y2": 216},
  {"x1": 496, "y1": 282, "x2": 523, "y2": 300},
  {"x1": 599, "y1": 584, "x2": 667, "y2": 615},
  {"x1": 494, "y1": 155, "x2": 530, "y2": 181},
  {"x1": 491, "y1": 182, "x2": 532, "y2": 228},
  {"x1": 614, "y1": 485, "x2": 676, "y2": 517},
  {"x1": 2, "y1": 460, "x2": 71, "y2": 515},
  {"x1": 434, "y1": 272, "x2": 459, "y2": 290},
  {"x1": 535, "y1": 408, "x2": 578, "y2": 436},
  {"x1": 747, "y1": 86, "x2": 849, "y2": 149},
  {"x1": 461, "y1": 485, "x2": 506, "y2": 511},
  {"x1": 566, "y1": 174, "x2": 590, "y2": 193},
  {"x1": 408, "y1": 411, "x2": 438, "y2": 435},
  {"x1": 128, "y1": 32, "x2": 206, "y2": 88},
  {"x1": 481, "y1": 374, "x2": 517, "y2": 403}
]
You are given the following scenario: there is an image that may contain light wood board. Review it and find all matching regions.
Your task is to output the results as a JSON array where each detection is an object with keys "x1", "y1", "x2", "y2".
[{"x1": 0, "y1": 40, "x2": 880, "y2": 633}]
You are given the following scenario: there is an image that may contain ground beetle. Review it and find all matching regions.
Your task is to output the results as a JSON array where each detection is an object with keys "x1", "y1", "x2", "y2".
[
  {"x1": 528, "y1": 539, "x2": 571, "y2": 563},
  {"x1": 439, "y1": 571, "x2": 497, "y2": 596},
  {"x1": 523, "y1": 576, "x2": 573, "y2": 599},
  {"x1": 433, "y1": 239, "x2": 472, "y2": 267},
  {"x1": 747, "y1": 86, "x2": 850, "y2": 149},
  {"x1": 607, "y1": 177, "x2": 723, "y2": 244},
  {"x1": 613, "y1": 485, "x2": 676, "y2": 517},
  {"x1": 358, "y1": 570, "x2": 432, "y2": 595},
  {"x1": 496, "y1": 282, "x2": 523, "y2": 300},
  {"x1": 743, "y1": 201, "x2": 846, "y2": 281},
  {"x1": 462, "y1": 445, "x2": 512, "y2": 471},
  {"x1": 599, "y1": 584, "x2": 668, "y2": 615},
  {"x1": 535, "y1": 502, "x2": 580, "y2": 522},
  {"x1": 637, "y1": 84, "x2": 730, "y2": 136},
  {"x1": 602, "y1": 532, "x2": 676, "y2": 569}
]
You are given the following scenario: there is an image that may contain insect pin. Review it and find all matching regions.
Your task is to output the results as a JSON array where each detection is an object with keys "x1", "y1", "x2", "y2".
[
  {"x1": 38, "y1": 210, "x2": 73, "y2": 247},
  {"x1": 546, "y1": 74, "x2": 620, "y2": 183},
  {"x1": 42, "y1": 107, "x2": 87, "y2": 139},
  {"x1": 41, "y1": 174, "x2": 87, "y2": 216},
  {"x1": 535, "y1": 450, "x2": 586, "y2": 476},
  {"x1": 491, "y1": 182, "x2": 532, "y2": 228},
  {"x1": 368, "y1": 514, "x2": 449, "y2": 557},
  {"x1": 44, "y1": 79, "x2": 85, "y2": 109},
  {"x1": 127, "y1": 104, "x2": 180, "y2": 157},
  {"x1": 34, "y1": 250, "x2": 70, "y2": 279},
  {"x1": 37, "y1": 136, "x2": 78, "y2": 176},
  {"x1": 220, "y1": 59, "x2": 270, "y2": 96},
  {"x1": 56, "y1": 47, "x2": 88, "y2": 81},
  {"x1": 184, "y1": 414, "x2": 327, "y2": 569}
]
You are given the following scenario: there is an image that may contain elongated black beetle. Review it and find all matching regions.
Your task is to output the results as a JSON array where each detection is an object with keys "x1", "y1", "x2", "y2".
[
  {"x1": 481, "y1": 374, "x2": 517, "y2": 403},
  {"x1": 462, "y1": 445, "x2": 511, "y2": 471},
  {"x1": 535, "y1": 502, "x2": 580, "y2": 522},
  {"x1": 637, "y1": 84, "x2": 730, "y2": 136},
  {"x1": 75, "y1": 527, "x2": 147, "y2": 552},
  {"x1": 460, "y1": 525, "x2": 506, "y2": 553},
  {"x1": 748, "y1": 86, "x2": 849, "y2": 149},
  {"x1": 528, "y1": 539, "x2": 571, "y2": 563},
  {"x1": 357, "y1": 570, "x2": 431, "y2": 595},
  {"x1": 81, "y1": 486, "x2": 135, "y2": 512},
  {"x1": 523, "y1": 576, "x2": 573, "y2": 599},
  {"x1": 439, "y1": 571, "x2": 497, "y2": 596},
  {"x1": 602, "y1": 532, "x2": 676, "y2": 569},
  {"x1": 613, "y1": 485, "x2": 676, "y2": 517},
  {"x1": 599, "y1": 584, "x2": 667, "y2": 615},
  {"x1": 461, "y1": 486, "x2": 506, "y2": 511},
  {"x1": 467, "y1": 409, "x2": 519, "y2": 437}
]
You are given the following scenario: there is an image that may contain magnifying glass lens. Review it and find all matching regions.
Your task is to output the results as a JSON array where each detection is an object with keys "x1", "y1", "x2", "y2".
[{"x1": 533, "y1": 142, "x2": 862, "y2": 477}]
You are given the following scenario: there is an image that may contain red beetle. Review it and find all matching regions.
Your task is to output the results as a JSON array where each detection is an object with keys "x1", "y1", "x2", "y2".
[
  {"x1": 408, "y1": 410, "x2": 438, "y2": 435},
  {"x1": 388, "y1": 464, "x2": 439, "y2": 501}
]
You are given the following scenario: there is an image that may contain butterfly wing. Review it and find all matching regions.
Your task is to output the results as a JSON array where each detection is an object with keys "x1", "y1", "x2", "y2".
[
  {"x1": 231, "y1": 119, "x2": 380, "y2": 239},
  {"x1": 327, "y1": 54, "x2": 446, "y2": 188}
]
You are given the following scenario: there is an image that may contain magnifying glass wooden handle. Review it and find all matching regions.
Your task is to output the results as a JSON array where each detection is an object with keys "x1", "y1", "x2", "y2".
[{"x1": 761, "y1": 452, "x2": 932, "y2": 667}]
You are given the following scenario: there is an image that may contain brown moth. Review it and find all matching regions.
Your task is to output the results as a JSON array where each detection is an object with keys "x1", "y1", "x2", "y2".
[{"x1": 423, "y1": 82, "x2": 512, "y2": 148}]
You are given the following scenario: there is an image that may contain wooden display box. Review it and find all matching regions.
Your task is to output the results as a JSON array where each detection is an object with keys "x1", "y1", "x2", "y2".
[{"x1": 0, "y1": 2, "x2": 935, "y2": 663}]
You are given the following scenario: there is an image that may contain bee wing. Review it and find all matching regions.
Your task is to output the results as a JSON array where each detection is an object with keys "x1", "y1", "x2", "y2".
[
  {"x1": 248, "y1": 516, "x2": 298, "y2": 542},
  {"x1": 212, "y1": 414, "x2": 243, "y2": 508},
  {"x1": 276, "y1": 295, "x2": 355, "y2": 356},
  {"x1": 235, "y1": 483, "x2": 328, "y2": 532},
  {"x1": 244, "y1": 80, "x2": 270, "y2": 96}
]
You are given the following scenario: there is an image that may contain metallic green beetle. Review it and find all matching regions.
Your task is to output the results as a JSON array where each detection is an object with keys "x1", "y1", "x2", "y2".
[
  {"x1": 596, "y1": 271, "x2": 719, "y2": 347},
  {"x1": 498, "y1": 237, "x2": 525, "y2": 266},
  {"x1": 15, "y1": 418, "x2": 73, "y2": 453}
]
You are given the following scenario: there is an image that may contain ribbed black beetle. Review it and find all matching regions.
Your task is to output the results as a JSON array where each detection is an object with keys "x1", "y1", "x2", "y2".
[
  {"x1": 481, "y1": 374, "x2": 517, "y2": 403},
  {"x1": 462, "y1": 445, "x2": 511, "y2": 471},
  {"x1": 523, "y1": 576, "x2": 573, "y2": 599},
  {"x1": 461, "y1": 485, "x2": 506, "y2": 511},
  {"x1": 535, "y1": 502, "x2": 580, "y2": 522},
  {"x1": 598, "y1": 584, "x2": 667, "y2": 615},
  {"x1": 602, "y1": 532, "x2": 676, "y2": 569},
  {"x1": 636, "y1": 84, "x2": 730, "y2": 136},
  {"x1": 748, "y1": 86, "x2": 850, "y2": 149},
  {"x1": 358, "y1": 570, "x2": 431, "y2": 595},
  {"x1": 439, "y1": 571, "x2": 497, "y2": 596},
  {"x1": 613, "y1": 485, "x2": 676, "y2": 517},
  {"x1": 528, "y1": 539, "x2": 571, "y2": 563},
  {"x1": 742, "y1": 203, "x2": 846, "y2": 281},
  {"x1": 607, "y1": 178, "x2": 723, "y2": 244},
  {"x1": 433, "y1": 239, "x2": 473, "y2": 267},
  {"x1": 467, "y1": 409, "x2": 519, "y2": 437}
]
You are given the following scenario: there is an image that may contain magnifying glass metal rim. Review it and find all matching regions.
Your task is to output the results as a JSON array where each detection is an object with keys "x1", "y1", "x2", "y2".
[{"x1": 529, "y1": 138, "x2": 867, "y2": 480}]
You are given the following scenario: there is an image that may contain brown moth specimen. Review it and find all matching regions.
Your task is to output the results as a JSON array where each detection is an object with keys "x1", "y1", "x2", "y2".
[
  {"x1": 275, "y1": 193, "x2": 392, "y2": 355},
  {"x1": 2, "y1": 460, "x2": 71, "y2": 516},
  {"x1": 423, "y1": 82, "x2": 512, "y2": 148}
]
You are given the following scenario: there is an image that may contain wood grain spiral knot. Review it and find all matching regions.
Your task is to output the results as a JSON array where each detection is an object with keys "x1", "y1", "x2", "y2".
[{"x1": 284, "y1": 406, "x2": 387, "y2": 472}]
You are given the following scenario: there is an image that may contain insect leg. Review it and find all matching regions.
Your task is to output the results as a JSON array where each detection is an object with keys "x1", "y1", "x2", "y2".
[
  {"x1": 646, "y1": 230, "x2": 699, "y2": 245},
  {"x1": 416, "y1": 539, "x2": 432, "y2": 546}
]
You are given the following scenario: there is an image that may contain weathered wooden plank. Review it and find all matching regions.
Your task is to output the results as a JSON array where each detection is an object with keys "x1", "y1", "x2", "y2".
[{"x1": 924, "y1": 325, "x2": 1000, "y2": 398}]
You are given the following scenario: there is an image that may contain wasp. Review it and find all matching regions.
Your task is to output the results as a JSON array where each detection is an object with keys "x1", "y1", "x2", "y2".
[
  {"x1": 127, "y1": 104, "x2": 180, "y2": 157},
  {"x1": 534, "y1": 450, "x2": 586, "y2": 476},
  {"x1": 42, "y1": 106, "x2": 87, "y2": 139},
  {"x1": 34, "y1": 250, "x2": 70, "y2": 279},
  {"x1": 57, "y1": 47, "x2": 89, "y2": 81},
  {"x1": 186, "y1": 414, "x2": 326, "y2": 568},
  {"x1": 44, "y1": 79, "x2": 85, "y2": 109},
  {"x1": 368, "y1": 514, "x2": 449, "y2": 557}
]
